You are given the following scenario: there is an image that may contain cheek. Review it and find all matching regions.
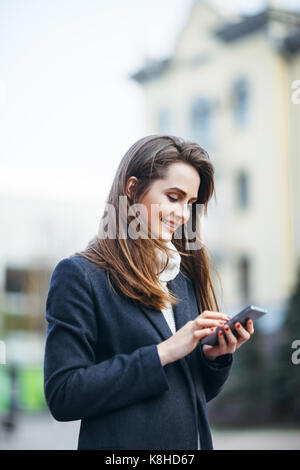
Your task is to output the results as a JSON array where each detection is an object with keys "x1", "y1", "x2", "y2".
[
  {"x1": 151, "y1": 203, "x2": 173, "y2": 226},
  {"x1": 140, "y1": 195, "x2": 170, "y2": 223}
]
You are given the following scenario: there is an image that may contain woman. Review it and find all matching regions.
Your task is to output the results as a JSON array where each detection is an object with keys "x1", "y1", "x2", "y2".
[{"x1": 43, "y1": 134, "x2": 254, "y2": 450}]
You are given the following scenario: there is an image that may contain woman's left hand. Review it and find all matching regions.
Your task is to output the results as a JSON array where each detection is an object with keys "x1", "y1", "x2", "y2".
[{"x1": 202, "y1": 319, "x2": 254, "y2": 361}]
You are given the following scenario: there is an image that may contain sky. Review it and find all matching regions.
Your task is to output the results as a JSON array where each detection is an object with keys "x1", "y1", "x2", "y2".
[{"x1": 1, "y1": 0, "x2": 299, "y2": 205}]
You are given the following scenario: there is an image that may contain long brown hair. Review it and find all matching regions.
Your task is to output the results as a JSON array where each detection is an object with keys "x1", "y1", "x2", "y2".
[{"x1": 75, "y1": 135, "x2": 222, "y2": 313}]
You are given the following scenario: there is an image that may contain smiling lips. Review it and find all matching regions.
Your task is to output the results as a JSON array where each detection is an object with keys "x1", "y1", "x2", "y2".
[{"x1": 160, "y1": 218, "x2": 178, "y2": 232}]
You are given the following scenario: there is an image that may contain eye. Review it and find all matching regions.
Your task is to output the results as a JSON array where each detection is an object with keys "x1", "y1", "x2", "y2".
[{"x1": 167, "y1": 195, "x2": 178, "y2": 202}]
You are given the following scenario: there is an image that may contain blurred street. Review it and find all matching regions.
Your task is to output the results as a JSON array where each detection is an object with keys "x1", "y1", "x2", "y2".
[
  {"x1": 0, "y1": 411, "x2": 81, "y2": 450},
  {"x1": 0, "y1": 411, "x2": 299, "y2": 450}
]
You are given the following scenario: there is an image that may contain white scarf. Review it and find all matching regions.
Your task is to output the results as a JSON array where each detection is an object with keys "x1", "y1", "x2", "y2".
[
  {"x1": 154, "y1": 240, "x2": 181, "y2": 336},
  {"x1": 154, "y1": 240, "x2": 181, "y2": 285}
]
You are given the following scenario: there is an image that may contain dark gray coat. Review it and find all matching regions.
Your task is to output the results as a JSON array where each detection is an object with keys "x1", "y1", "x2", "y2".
[{"x1": 43, "y1": 255, "x2": 233, "y2": 450}]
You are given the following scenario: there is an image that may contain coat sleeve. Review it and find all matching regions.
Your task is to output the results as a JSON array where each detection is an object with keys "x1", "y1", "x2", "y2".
[
  {"x1": 196, "y1": 342, "x2": 233, "y2": 403},
  {"x1": 43, "y1": 257, "x2": 169, "y2": 422}
]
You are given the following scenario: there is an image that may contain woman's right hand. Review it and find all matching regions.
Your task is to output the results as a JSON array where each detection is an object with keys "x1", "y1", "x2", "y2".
[{"x1": 157, "y1": 311, "x2": 230, "y2": 366}]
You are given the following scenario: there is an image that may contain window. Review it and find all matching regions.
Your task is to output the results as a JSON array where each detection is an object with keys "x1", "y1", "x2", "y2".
[
  {"x1": 5, "y1": 268, "x2": 29, "y2": 293},
  {"x1": 232, "y1": 78, "x2": 249, "y2": 126},
  {"x1": 190, "y1": 98, "x2": 213, "y2": 151},
  {"x1": 238, "y1": 255, "x2": 251, "y2": 302},
  {"x1": 236, "y1": 170, "x2": 250, "y2": 210},
  {"x1": 5, "y1": 267, "x2": 51, "y2": 294}
]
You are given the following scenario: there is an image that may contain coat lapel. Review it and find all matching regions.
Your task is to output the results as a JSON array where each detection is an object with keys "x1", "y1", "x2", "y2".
[
  {"x1": 140, "y1": 270, "x2": 191, "y2": 341},
  {"x1": 169, "y1": 272, "x2": 193, "y2": 330},
  {"x1": 140, "y1": 271, "x2": 197, "y2": 391},
  {"x1": 140, "y1": 303, "x2": 174, "y2": 341}
]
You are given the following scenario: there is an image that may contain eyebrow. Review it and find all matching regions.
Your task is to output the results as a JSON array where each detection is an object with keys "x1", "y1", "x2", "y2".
[{"x1": 166, "y1": 187, "x2": 198, "y2": 202}]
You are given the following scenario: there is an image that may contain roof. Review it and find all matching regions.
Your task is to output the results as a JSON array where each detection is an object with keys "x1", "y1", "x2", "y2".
[
  {"x1": 130, "y1": 58, "x2": 171, "y2": 84},
  {"x1": 215, "y1": 8, "x2": 300, "y2": 42},
  {"x1": 131, "y1": 7, "x2": 300, "y2": 84},
  {"x1": 214, "y1": 10, "x2": 268, "y2": 42}
]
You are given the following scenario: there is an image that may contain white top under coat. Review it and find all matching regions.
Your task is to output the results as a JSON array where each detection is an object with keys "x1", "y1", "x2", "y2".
[
  {"x1": 154, "y1": 240, "x2": 201, "y2": 450},
  {"x1": 154, "y1": 240, "x2": 181, "y2": 334}
]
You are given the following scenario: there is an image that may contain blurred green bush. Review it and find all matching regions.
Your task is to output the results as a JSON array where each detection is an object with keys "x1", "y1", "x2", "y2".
[{"x1": 0, "y1": 365, "x2": 46, "y2": 412}]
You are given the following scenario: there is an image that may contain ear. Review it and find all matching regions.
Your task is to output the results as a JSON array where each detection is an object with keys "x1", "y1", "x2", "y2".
[{"x1": 126, "y1": 177, "x2": 139, "y2": 199}]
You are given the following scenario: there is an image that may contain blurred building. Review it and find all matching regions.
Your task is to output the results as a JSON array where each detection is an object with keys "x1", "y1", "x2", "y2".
[
  {"x1": 0, "y1": 194, "x2": 101, "y2": 394},
  {"x1": 131, "y1": 0, "x2": 300, "y2": 331}
]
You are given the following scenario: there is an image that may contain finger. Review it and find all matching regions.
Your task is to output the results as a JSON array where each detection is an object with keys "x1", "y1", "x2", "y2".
[
  {"x1": 195, "y1": 318, "x2": 227, "y2": 329},
  {"x1": 217, "y1": 329, "x2": 228, "y2": 354},
  {"x1": 193, "y1": 327, "x2": 217, "y2": 340},
  {"x1": 246, "y1": 319, "x2": 254, "y2": 335},
  {"x1": 223, "y1": 324, "x2": 238, "y2": 352},
  {"x1": 234, "y1": 323, "x2": 251, "y2": 342},
  {"x1": 200, "y1": 311, "x2": 231, "y2": 321}
]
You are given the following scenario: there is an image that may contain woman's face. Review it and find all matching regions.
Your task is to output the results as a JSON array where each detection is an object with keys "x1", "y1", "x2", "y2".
[{"x1": 127, "y1": 162, "x2": 200, "y2": 241}]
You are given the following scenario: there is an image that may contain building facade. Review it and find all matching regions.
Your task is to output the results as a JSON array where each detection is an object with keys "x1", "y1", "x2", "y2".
[{"x1": 131, "y1": 1, "x2": 300, "y2": 329}]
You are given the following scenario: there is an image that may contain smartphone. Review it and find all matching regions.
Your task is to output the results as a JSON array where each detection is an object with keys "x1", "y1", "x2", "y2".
[{"x1": 200, "y1": 305, "x2": 268, "y2": 347}]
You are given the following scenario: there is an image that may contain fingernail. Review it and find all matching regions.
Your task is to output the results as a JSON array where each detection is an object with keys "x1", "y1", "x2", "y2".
[
  {"x1": 236, "y1": 323, "x2": 240, "y2": 328},
  {"x1": 248, "y1": 320, "x2": 252, "y2": 324},
  {"x1": 219, "y1": 331, "x2": 223, "y2": 335},
  {"x1": 225, "y1": 326, "x2": 229, "y2": 331},
  {"x1": 219, "y1": 321, "x2": 225, "y2": 325}
]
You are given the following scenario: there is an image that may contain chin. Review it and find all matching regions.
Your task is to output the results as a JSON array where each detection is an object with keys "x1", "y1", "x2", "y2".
[
  {"x1": 150, "y1": 232, "x2": 171, "y2": 241},
  {"x1": 159, "y1": 231, "x2": 173, "y2": 241},
  {"x1": 150, "y1": 224, "x2": 175, "y2": 241}
]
